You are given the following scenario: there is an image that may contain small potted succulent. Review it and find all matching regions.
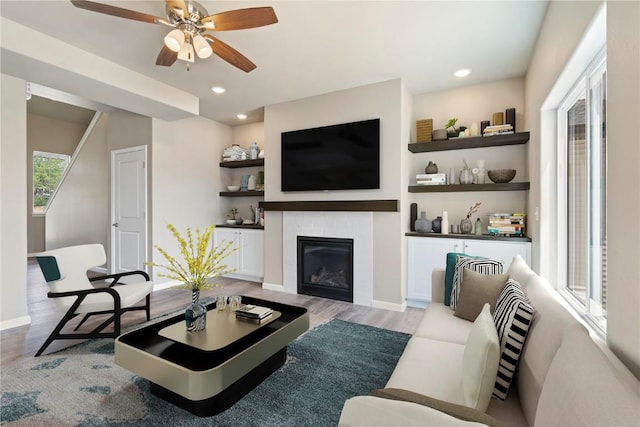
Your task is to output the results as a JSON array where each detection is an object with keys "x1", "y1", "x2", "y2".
[{"x1": 446, "y1": 118, "x2": 467, "y2": 138}]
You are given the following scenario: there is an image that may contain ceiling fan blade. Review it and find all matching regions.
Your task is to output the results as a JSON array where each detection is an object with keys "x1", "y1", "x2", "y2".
[
  {"x1": 165, "y1": 0, "x2": 188, "y2": 18},
  {"x1": 201, "y1": 7, "x2": 278, "y2": 31},
  {"x1": 204, "y1": 36, "x2": 256, "y2": 73},
  {"x1": 156, "y1": 46, "x2": 178, "y2": 66},
  {"x1": 70, "y1": 0, "x2": 164, "y2": 24}
]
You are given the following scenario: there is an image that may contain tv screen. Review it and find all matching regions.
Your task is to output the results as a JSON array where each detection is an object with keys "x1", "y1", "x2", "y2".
[{"x1": 281, "y1": 119, "x2": 380, "y2": 192}]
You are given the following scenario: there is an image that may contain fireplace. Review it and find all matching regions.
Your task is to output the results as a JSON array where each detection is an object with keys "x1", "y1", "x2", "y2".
[{"x1": 297, "y1": 236, "x2": 354, "y2": 303}]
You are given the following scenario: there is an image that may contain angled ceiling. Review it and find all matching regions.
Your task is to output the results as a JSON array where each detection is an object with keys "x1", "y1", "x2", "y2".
[{"x1": 1, "y1": 1, "x2": 548, "y2": 126}]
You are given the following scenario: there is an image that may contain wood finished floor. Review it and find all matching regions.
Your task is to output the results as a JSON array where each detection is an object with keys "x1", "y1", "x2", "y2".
[{"x1": 0, "y1": 258, "x2": 424, "y2": 368}]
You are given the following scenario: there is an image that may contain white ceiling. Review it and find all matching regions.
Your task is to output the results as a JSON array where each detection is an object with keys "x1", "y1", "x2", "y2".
[{"x1": 1, "y1": 1, "x2": 548, "y2": 126}]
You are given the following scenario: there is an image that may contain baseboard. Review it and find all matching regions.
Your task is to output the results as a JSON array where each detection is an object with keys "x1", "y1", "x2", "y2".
[
  {"x1": 0, "y1": 315, "x2": 32, "y2": 331},
  {"x1": 372, "y1": 299, "x2": 406, "y2": 312},
  {"x1": 262, "y1": 282, "x2": 285, "y2": 292}
]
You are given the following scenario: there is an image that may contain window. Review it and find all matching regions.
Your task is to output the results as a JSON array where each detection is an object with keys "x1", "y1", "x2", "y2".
[
  {"x1": 557, "y1": 51, "x2": 607, "y2": 332},
  {"x1": 33, "y1": 151, "x2": 70, "y2": 214}
]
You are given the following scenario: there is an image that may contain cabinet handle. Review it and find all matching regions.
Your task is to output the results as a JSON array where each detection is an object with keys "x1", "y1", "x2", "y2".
[{"x1": 454, "y1": 243, "x2": 459, "y2": 252}]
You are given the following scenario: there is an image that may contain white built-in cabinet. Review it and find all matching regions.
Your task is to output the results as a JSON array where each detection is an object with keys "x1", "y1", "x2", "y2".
[
  {"x1": 214, "y1": 228, "x2": 264, "y2": 282},
  {"x1": 407, "y1": 236, "x2": 530, "y2": 307}
]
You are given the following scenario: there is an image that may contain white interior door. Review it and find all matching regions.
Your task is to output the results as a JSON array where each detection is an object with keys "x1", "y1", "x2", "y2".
[{"x1": 111, "y1": 146, "x2": 147, "y2": 274}]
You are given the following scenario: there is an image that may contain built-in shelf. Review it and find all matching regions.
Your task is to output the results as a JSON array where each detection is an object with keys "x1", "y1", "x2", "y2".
[
  {"x1": 259, "y1": 199, "x2": 398, "y2": 212},
  {"x1": 216, "y1": 224, "x2": 264, "y2": 230},
  {"x1": 405, "y1": 232, "x2": 531, "y2": 242},
  {"x1": 219, "y1": 159, "x2": 264, "y2": 168},
  {"x1": 220, "y1": 190, "x2": 264, "y2": 197},
  {"x1": 408, "y1": 132, "x2": 530, "y2": 153},
  {"x1": 408, "y1": 182, "x2": 530, "y2": 193}
]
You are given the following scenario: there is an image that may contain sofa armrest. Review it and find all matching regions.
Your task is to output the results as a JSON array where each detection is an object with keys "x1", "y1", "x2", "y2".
[
  {"x1": 371, "y1": 389, "x2": 501, "y2": 426},
  {"x1": 432, "y1": 268, "x2": 446, "y2": 303}
]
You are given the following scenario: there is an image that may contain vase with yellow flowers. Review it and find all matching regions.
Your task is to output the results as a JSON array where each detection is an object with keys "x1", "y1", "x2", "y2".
[{"x1": 147, "y1": 224, "x2": 237, "y2": 332}]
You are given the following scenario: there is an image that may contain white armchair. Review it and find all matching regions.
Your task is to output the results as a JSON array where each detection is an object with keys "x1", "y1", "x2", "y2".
[{"x1": 34, "y1": 244, "x2": 153, "y2": 357}]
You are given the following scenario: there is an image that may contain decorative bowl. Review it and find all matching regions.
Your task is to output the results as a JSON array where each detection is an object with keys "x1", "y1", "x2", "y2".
[
  {"x1": 226, "y1": 219, "x2": 236, "y2": 225},
  {"x1": 488, "y1": 169, "x2": 516, "y2": 183},
  {"x1": 227, "y1": 185, "x2": 240, "y2": 192}
]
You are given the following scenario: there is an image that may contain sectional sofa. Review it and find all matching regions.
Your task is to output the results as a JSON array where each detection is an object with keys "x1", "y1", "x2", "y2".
[{"x1": 339, "y1": 255, "x2": 640, "y2": 426}]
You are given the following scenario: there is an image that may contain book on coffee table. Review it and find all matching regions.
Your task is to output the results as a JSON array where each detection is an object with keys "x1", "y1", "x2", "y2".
[{"x1": 235, "y1": 304, "x2": 273, "y2": 320}]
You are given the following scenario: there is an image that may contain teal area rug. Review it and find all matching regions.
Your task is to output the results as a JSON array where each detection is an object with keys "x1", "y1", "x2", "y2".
[{"x1": 1, "y1": 319, "x2": 409, "y2": 426}]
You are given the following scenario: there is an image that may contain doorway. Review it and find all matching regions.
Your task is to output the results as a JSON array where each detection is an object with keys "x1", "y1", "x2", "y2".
[{"x1": 111, "y1": 146, "x2": 148, "y2": 274}]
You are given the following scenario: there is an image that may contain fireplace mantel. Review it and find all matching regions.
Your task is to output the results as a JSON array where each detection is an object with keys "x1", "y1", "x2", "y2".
[{"x1": 259, "y1": 200, "x2": 398, "y2": 212}]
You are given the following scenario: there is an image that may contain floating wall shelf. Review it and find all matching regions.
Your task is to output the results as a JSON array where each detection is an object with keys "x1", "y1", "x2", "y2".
[
  {"x1": 219, "y1": 159, "x2": 264, "y2": 168},
  {"x1": 408, "y1": 182, "x2": 530, "y2": 193},
  {"x1": 408, "y1": 132, "x2": 530, "y2": 153}
]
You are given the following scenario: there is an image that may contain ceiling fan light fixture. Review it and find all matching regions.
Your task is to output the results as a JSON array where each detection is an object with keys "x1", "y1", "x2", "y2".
[
  {"x1": 193, "y1": 34, "x2": 213, "y2": 59},
  {"x1": 164, "y1": 29, "x2": 185, "y2": 52},
  {"x1": 178, "y1": 42, "x2": 195, "y2": 63}
]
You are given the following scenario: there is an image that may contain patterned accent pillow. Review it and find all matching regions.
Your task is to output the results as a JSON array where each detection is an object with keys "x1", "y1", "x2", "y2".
[
  {"x1": 450, "y1": 256, "x2": 504, "y2": 310},
  {"x1": 492, "y1": 279, "x2": 535, "y2": 401},
  {"x1": 445, "y1": 252, "x2": 482, "y2": 306}
]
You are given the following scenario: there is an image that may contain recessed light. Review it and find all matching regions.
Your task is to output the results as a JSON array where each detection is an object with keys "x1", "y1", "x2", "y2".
[
  {"x1": 211, "y1": 86, "x2": 226, "y2": 94},
  {"x1": 237, "y1": 114, "x2": 247, "y2": 120},
  {"x1": 454, "y1": 68, "x2": 472, "y2": 78}
]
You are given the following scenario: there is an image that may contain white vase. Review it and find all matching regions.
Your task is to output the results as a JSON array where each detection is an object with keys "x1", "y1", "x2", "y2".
[{"x1": 247, "y1": 175, "x2": 257, "y2": 190}]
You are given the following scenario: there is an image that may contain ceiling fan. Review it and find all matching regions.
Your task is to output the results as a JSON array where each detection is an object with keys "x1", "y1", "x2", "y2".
[{"x1": 70, "y1": 0, "x2": 278, "y2": 72}]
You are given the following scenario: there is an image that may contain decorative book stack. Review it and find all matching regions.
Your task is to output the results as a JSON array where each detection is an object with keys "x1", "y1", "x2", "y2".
[
  {"x1": 488, "y1": 213, "x2": 526, "y2": 237},
  {"x1": 416, "y1": 173, "x2": 447, "y2": 185},
  {"x1": 235, "y1": 304, "x2": 273, "y2": 322},
  {"x1": 483, "y1": 124, "x2": 514, "y2": 136}
]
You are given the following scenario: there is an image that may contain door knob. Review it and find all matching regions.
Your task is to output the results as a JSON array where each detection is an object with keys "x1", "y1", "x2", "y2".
[{"x1": 112, "y1": 222, "x2": 119, "y2": 227}]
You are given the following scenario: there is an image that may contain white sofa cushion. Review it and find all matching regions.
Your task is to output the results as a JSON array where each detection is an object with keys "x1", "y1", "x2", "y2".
[
  {"x1": 462, "y1": 304, "x2": 500, "y2": 412},
  {"x1": 386, "y1": 337, "x2": 466, "y2": 406},
  {"x1": 339, "y1": 396, "x2": 491, "y2": 426},
  {"x1": 414, "y1": 303, "x2": 473, "y2": 345}
]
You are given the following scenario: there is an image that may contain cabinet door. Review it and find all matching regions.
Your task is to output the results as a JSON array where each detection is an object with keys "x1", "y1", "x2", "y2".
[
  {"x1": 461, "y1": 240, "x2": 530, "y2": 270},
  {"x1": 214, "y1": 228, "x2": 240, "y2": 274},
  {"x1": 238, "y1": 229, "x2": 264, "y2": 279},
  {"x1": 407, "y1": 237, "x2": 459, "y2": 305}
]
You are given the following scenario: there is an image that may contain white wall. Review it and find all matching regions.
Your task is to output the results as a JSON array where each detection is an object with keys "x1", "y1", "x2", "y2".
[
  {"x1": 150, "y1": 116, "x2": 232, "y2": 284},
  {"x1": 45, "y1": 114, "x2": 109, "y2": 251},
  {"x1": 526, "y1": 0, "x2": 640, "y2": 377},
  {"x1": 525, "y1": 0, "x2": 602, "y2": 272},
  {"x1": 410, "y1": 78, "x2": 527, "y2": 230},
  {"x1": 606, "y1": 0, "x2": 640, "y2": 379},
  {"x1": 263, "y1": 79, "x2": 406, "y2": 306},
  {"x1": 0, "y1": 73, "x2": 29, "y2": 328},
  {"x1": 27, "y1": 113, "x2": 85, "y2": 252}
]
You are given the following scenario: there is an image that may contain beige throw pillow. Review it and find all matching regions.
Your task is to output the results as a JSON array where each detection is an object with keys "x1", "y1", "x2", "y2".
[
  {"x1": 454, "y1": 268, "x2": 509, "y2": 322},
  {"x1": 462, "y1": 303, "x2": 500, "y2": 412}
]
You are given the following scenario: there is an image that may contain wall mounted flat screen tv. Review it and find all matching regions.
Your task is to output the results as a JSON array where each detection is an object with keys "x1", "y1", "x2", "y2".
[{"x1": 281, "y1": 118, "x2": 380, "y2": 192}]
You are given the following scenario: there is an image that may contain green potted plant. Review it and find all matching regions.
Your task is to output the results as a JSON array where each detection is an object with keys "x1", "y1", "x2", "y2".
[{"x1": 446, "y1": 118, "x2": 459, "y2": 138}]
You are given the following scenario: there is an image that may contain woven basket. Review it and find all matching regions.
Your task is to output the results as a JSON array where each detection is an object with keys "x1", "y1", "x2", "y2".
[{"x1": 416, "y1": 119, "x2": 433, "y2": 143}]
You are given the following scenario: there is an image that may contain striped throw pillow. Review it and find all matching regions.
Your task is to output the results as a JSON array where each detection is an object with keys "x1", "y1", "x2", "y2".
[
  {"x1": 492, "y1": 279, "x2": 535, "y2": 401},
  {"x1": 450, "y1": 256, "x2": 504, "y2": 310}
]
